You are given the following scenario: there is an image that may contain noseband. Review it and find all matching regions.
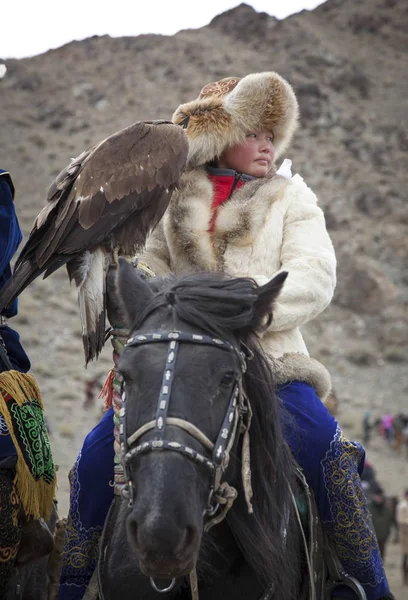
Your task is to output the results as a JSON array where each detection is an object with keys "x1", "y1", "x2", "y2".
[{"x1": 120, "y1": 331, "x2": 252, "y2": 518}]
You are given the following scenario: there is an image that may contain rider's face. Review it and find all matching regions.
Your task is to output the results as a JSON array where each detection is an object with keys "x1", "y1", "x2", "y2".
[{"x1": 217, "y1": 131, "x2": 275, "y2": 177}]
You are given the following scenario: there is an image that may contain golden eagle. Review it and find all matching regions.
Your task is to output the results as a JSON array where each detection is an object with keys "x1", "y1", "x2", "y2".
[{"x1": 0, "y1": 120, "x2": 188, "y2": 363}]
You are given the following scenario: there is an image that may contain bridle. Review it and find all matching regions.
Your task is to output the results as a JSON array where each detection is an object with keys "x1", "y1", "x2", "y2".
[
  {"x1": 119, "y1": 329, "x2": 254, "y2": 597},
  {"x1": 120, "y1": 330, "x2": 253, "y2": 515}
]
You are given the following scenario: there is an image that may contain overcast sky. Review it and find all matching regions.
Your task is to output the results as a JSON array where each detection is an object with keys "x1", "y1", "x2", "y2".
[{"x1": 1, "y1": 0, "x2": 326, "y2": 59}]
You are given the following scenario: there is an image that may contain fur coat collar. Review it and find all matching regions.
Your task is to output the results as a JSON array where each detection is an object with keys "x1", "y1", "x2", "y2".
[{"x1": 164, "y1": 166, "x2": 288, "y2": 273}]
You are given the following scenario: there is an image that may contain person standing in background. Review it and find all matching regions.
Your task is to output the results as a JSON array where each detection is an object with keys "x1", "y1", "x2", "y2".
[
  {"x1": 382, "y1": 413, "x2": 394, "y2": 444},
  {"x1": 369, "y1": 487, "x2": 394, "y2": 561}
]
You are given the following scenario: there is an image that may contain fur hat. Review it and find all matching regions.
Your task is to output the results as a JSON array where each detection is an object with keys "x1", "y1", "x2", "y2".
[{"x1": 172, "y1": 72, "x2": 299, "y2": 167}]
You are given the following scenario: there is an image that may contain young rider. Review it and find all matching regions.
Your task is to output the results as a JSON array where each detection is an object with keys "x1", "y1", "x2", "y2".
[{"x1": 59, "y1": 72, "x2": 392, "y2": 600}]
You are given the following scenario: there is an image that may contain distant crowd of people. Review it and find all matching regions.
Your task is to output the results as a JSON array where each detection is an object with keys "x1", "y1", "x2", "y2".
[{"x1": 363, "y1": 411, "x2": 408, "y2": 457}]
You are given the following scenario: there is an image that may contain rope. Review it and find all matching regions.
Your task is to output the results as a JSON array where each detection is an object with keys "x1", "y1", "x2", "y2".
[
  {"x1": 108, "y1": 328, "x2": 129, "y2": 340},
  {"x1": 127, "y1": 418, "x2": 215, "y2": 452},
  {"x1": 204, "y1": 482, "x2": 238, "y2": 532},
  {"x1": 289, "y1": 485, "x2": 316, "y2": 600},
  {"x1": 112, "y1": 370, "x2": 126, "y2": 494},
  {"x1": 99, "y1": 328, "x2": 128, "y2": 494},
  {"x1": 241, "y1": 394, "x2": 254, "y2": 514},
  {"x1": 189, "y1": 568, "x2": 199, "y2": 600}
]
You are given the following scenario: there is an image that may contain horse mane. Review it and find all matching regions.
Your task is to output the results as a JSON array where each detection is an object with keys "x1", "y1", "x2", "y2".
[
  {"x1": 139, "y1": 272, "x2": 302, "y2": 599},
  {"x1": 134, "y1": 272, "x2": 260, "y2": 337},
  {"x1": 230, "y1": 341, "x2": 302, "y2": 597}
]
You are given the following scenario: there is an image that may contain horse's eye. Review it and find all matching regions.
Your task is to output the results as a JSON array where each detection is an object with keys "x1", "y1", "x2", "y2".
[{"x1": 220, "y1": 371, "x2": 235, "y2": 387}]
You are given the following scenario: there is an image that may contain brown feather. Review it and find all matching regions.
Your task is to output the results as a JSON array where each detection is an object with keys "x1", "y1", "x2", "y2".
[
  {"x1": 67, "y1": 248, "x2": 108, "y2": 364},
  {"x1": 0, "y1": 120, "x2": 189, "y2": 362},
  {"x1": 35, "y1": 194, "x2": 78, "y2": 267}
]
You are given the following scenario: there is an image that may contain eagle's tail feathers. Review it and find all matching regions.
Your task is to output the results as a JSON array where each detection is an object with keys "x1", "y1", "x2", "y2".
[{"x1": 69, "y1": 248, "x2": 108, "y2": 364}]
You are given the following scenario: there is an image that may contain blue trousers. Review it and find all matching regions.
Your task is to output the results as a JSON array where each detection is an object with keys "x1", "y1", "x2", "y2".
[{"x1": 58, "y1": 382, "x2": 389, "y2": 600}]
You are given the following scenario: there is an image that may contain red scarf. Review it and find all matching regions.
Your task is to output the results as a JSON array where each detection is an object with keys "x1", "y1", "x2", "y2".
[{"x1": 208, "y1": 173, "x2": 246, "y2": 232}]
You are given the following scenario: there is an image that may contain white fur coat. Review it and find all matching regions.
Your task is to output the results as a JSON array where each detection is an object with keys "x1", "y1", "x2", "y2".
[{"x1": 139, "y1": 166, "x2": 336, "y2": 399}]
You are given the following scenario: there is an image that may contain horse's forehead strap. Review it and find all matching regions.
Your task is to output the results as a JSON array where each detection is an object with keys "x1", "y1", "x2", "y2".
[{"x1": 126, "y1": 331, "x2": 238, "y2": 356}]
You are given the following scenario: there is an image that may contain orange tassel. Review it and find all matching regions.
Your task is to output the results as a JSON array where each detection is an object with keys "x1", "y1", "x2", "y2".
[{"x1": 99, "y1": 369, "x2": 115, "y2": 411}]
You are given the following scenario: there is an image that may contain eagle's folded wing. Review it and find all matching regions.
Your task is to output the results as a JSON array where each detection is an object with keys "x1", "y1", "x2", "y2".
[{"x1": 0, "y1": 120, "x2": 189, "y2": 363}]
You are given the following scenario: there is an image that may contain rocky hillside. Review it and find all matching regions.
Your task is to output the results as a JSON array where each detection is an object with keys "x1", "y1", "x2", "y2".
[{"x1": 0, "y1": 0, "x2": 407, "y2": 513}]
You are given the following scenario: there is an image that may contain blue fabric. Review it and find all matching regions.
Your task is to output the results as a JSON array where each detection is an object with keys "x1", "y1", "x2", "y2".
[
  {"x1": 0, "y1": 170, "x2": 30, "y2": 459},
  {"x1": 278, "y1": 381, "x2": 389, "y2": 600},
  {"x1": 59, "y1": 383, "x2": 390, "y2": 600},
  {"x1": 0, "y1": 414, "x2": 17, "y2": 457},
  {"x1": 0, "y1": 170, "x2": 21, "y2": 319},
  {"x1": 0, "y1": 170, "x2": 30, "y2": 373},
  {"x1": 58, "y1": 408, "x2": 115, "y2": 600},
  {"x1": 0, "y1": 326, "x2": 30, "y2": 373}
]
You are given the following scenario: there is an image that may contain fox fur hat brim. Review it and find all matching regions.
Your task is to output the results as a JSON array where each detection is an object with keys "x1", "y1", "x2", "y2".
[{"x1": 172, "y1": 72, "x2": 299, "y2": 167}]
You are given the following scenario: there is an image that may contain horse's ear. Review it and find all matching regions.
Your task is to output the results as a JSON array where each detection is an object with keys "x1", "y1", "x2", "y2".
[
  {"x1": 252, "y1": 271, "x2": 288, "y2": 332},
  {"x1": 116, "y1": 257, "x2": 154, "y2": 327}
]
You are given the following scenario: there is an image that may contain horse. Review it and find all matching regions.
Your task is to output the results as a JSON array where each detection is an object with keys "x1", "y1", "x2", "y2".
[{"x1": 95, "y1": 259, "x2": 360, "y2": 600}]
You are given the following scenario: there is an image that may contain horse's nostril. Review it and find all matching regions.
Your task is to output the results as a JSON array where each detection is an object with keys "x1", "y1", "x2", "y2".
[
  {"x1": 128, "y1": 512, "x2": 199, "y2": 559},
  {"x1": 128, "y1": 516, "x2": 139, "y2": 548},
  {"x1": 183, "y1": 525, "x2": 197, "y2": 550}
]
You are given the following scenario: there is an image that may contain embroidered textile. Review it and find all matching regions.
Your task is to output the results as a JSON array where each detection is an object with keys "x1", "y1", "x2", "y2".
[
  {"x1": 58, "y1": 409, "x2": 115, "y2": 600},
  {"x1": 278, "y1": 381, "x2": 389, "y2": 600},
  {"x1": 0, "y1": 371, "x2": 55, "y2": 519},
  {"x1": 321, "y1": 426, "x2": 387, "y2": 591}
]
